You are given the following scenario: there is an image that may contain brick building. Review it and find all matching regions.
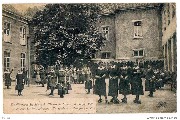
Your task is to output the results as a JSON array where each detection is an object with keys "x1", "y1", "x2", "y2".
[
  {"x1": 2, "y1": 5, "x2": 30, "y2": 80},
  {"x1": 2, "y1": 3, "x2": 176, "y2": 80},
  {"x1": 161, "y1": 3, "x2": 176, "y2": 72},
  {"x1": 94, "y1": 3, "x2": 164, "y2": 65}
]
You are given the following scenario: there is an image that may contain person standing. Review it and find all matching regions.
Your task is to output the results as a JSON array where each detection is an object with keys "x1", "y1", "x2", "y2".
[
  {"x1": 35, "y1": 68, "x2": 41, "y2": 84},
  {"x1": 84, "y1": 65, "x2": 92, "y2": 94},
  {"x1": 57, "y1": 81, "x2": 65, "y2": 98},
  {"x1": 91, "y1": 62, "x2": 98, "y2": 94},
  {"x1": 77, "y1": 68, "x2": 80, "y2": 84},
  {"x1": 57, "y1": 65, "x2": 66, "y2": 97},
  {"x1": 119, "y1": 69, "x2": 131, "y2": 103},
  {"x1": 15, "y1": 70, "x2": 24, "y2": 96},
  {"x1": 65, "y1": 66, "x2": 70, "y2": 94},
  {"x1": 48, "y1": 69, "x2": 56, "y2": 96},
  {"x1": 131, "y1": 69, "x2": 144, "y2": 104},
  {"x1": 40, "y1": 69, "x2": 46, "y2": 87},
  {"x1": 149, "y1": 75, "x2": 157, "y2": 95},
  {"x1": 72, "y1": 67, "x2": 77, "y2": 84},
  {"x1": 79, "y1": 67, "x2": 85, "y2": 84},
  {"x1": 108, "y1": 62, "x2": 119, "y2": 104},
  {"x1": 23, "y1": 68, "x2": 28, "y2": 85},
  {"x1": 69, "y1": 65, "x2": 73, "y2": 84},
  {"x1": 4, "y1": 69, "x2": 13, "y2": 89},
  {"x1": 57, "y1": 65, "x2": 65, "y2": 84},
  {"x1": 95, "y1": 62, "x2": 107, "y2": 103},
  {"x1": 145, "y1": 65, "x2": 155, "y2": 97},
  {"x1": 46, "y1": 72, "x2": 51, "y2": 91}
]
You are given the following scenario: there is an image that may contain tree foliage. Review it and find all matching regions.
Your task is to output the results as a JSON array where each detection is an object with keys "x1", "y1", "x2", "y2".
[{"x1": 31, "y1": 4, "x2": 105, "y2": 68}]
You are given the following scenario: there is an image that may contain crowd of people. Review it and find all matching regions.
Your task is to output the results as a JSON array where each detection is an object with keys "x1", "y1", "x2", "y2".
[
  {"x1": 90, "y1": 60, "x2": 176, "y2": 104},
  {"x1": 33, "y1": 64, "x2": 91, "y2": 98},
  {"x1": 4, "y1": 60, "x2": 177, "y2": 103}
]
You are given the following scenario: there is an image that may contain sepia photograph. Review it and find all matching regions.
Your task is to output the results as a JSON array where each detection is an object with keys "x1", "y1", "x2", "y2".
[{"x1": 1, "y1": 1, "x2": 178, "y2": 118}]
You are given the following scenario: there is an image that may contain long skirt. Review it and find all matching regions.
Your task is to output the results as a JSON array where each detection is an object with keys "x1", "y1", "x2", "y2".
[
  {"x1": 85, "y1": 80, "x2": 92, "y2": 89},
  {"x1": 119, "y1": 83, "x2": 131, "y2": 95},
  {"x1": 35, "y1": 75, "x2": 41, "y2": 82},
  {"x1": 5, "y1": 79, "x2": 11, "y2": 86},
  {"x1": 145, "y1": 80, "x2": 156, "y2": 92},
  {"x1": 95, "y1": 78, "x2": 106, "y2": 96},
  {"x1": 15, "y1": 84, "x2": 24, "y2": 90},
  {"x1": 155, "y1": 79, "x2": 163, "y2": 88},
  {"x1": 131, "y1": 84, "x2": 144, "y2": 95},
  {"x1": 108, "y1": 78, "x2": 118, "y2": 96},
  {"x1": 57, "y1": 85, "x2": 65, "y2": 95},
  {"x1": 79, "y1": 74, "x2": 85, "y2": 83}
]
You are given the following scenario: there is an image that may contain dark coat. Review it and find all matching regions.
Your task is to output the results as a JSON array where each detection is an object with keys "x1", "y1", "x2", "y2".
[
  {"x1": 57, "y1": 70, "x2": 65, "y2": 83},
  {"x1": 85, "y1": 80, "x2": 92, "y2": 89},
  {"x1": 48, "y1": 72, "x2": 56, "y2": 88},
  {"x1": 94, "y1": 67, "x2": 106, "y2": 96},
  {"x1": 108, "y1": 66, "x2": 119, "y2": 96},
  {"x1": 131, "y1": 73, "x2": 144, "y2": 95},
  {"x1": 145, "y1": 68, "x2": 155, "y2": 91},
  {"x1": 5, "y1": 72, "x2": 12, "y2": 86},
  {"x1": 57, "y1": 84, "x2": 65, "y2": 95},
  {"x1": 78, "y1": 69, "x2": 85, "y2": 83},
  {"x1": 154, "y1": 72, "x2": 163, "y2": 88},
  {"x1": 119, "y1": 76, "x2": 131, "y2": 95},
  {"x1": 40, "y1": 70, "x2": 46, "y2": 84},
  {"x1": 145, "y1": 77, "x2": 156, "y2": 92},
  {"x1": 16, "y1": 73, "x2": 24, "y2": 90},
  {"x1": 145, "y1": 68, "x2": 154, "y2": 80}
]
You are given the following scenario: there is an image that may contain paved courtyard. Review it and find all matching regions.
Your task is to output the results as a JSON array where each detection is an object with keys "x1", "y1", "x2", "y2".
[{"x1": 3, "y1": 79, "x2": 177, "y2": 113}]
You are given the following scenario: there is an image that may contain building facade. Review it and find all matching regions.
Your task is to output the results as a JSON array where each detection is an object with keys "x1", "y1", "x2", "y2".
[
  {"x1": 93, "y1": 14, "x2": 116, "y2": 61},
  {"x1": 2, "y1": 3, "x2": 176, "y2": 80},
  {"x1": 94, "y1": 3, "x2": 164, "y2": 65},
  {"x1": 161, "y1": 3, "x2": 176, "y2": 72},
  {"x1": 2, "y1": 6, "x2": 30, "y2": 80}
]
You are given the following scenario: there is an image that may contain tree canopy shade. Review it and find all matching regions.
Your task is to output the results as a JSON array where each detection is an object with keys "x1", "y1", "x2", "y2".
[{"x1": 31, "y1": 4, "x2": 105, "y2": 68}]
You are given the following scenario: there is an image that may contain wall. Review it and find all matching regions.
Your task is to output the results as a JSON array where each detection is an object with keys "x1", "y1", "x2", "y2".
[
  {"x1": 161, "y1": 3, "x2": 176, "y2": 72},
  {"x1": 115, "y1": 7, "x2": 163, "y2": 60},
  {"x1": 2, "y1": 11, "x2": 29, "y2": 80},
  {"x1": 95, "y1": 14, "x2": 116, "y2": 59}
]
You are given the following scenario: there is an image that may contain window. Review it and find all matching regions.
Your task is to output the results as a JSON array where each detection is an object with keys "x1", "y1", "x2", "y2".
[
  {"x1": 163, "y1": 10, "x2": 166, "y2": 31},
  {"x1": 20, "y1": 27, "x2": 26, "y2": 45},
  {"x1": 172, "y1": 4, "x2": 176, "y2": 18},
  {"x1": 3, "y1": 22, "x2": 11, "y2": 42},
  {"x1": 133, "y1": 21, "x2": 142, "y2": 38},
  {"x1": 134, "y1": 51, "x2": 138, "y2": 56},
  {"x1": 102, "y1": 26, "x2": 109, "y2": 40},
  {"x1": 133, "y1": 49, "x2": 144, "y2": 57},
  {"x1": 101, "y1": 52, "x2": 111, "y2": 59},
  {"x1": 167, "y1": 4, "x2": 170, "y2": 25},
  {"x1": 21, "y1": 53, "x2": 26, "y2": 71},
  {"x1": 4, "y1": 51, "x2": 10, "y2": 71}
]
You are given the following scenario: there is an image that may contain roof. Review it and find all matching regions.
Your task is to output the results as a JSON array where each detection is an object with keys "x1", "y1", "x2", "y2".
[
  {"x1": 99, "y1": 3, "x2": 162, "y2": 15},
  {"x1": 2, "y1": 4, "x2": 30, "y2": 22},
  {"x1": 2, "y1": 3, "x2": 163, "y2": 20}
]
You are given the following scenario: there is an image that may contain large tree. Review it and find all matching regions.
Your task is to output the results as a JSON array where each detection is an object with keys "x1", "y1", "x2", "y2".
[{"x1": 31, "y1": 4, "x2": 105, "y2": 68}]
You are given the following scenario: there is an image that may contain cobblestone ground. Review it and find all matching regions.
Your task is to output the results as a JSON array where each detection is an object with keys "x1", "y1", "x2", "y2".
[{"x1": 3, "y1": 79, "x2": 177, "y2": 113}]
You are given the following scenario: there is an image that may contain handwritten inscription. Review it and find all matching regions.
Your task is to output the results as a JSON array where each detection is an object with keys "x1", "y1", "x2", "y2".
[{"x1": 4, "y1": 98, "x2": 96, "y2": 114}]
